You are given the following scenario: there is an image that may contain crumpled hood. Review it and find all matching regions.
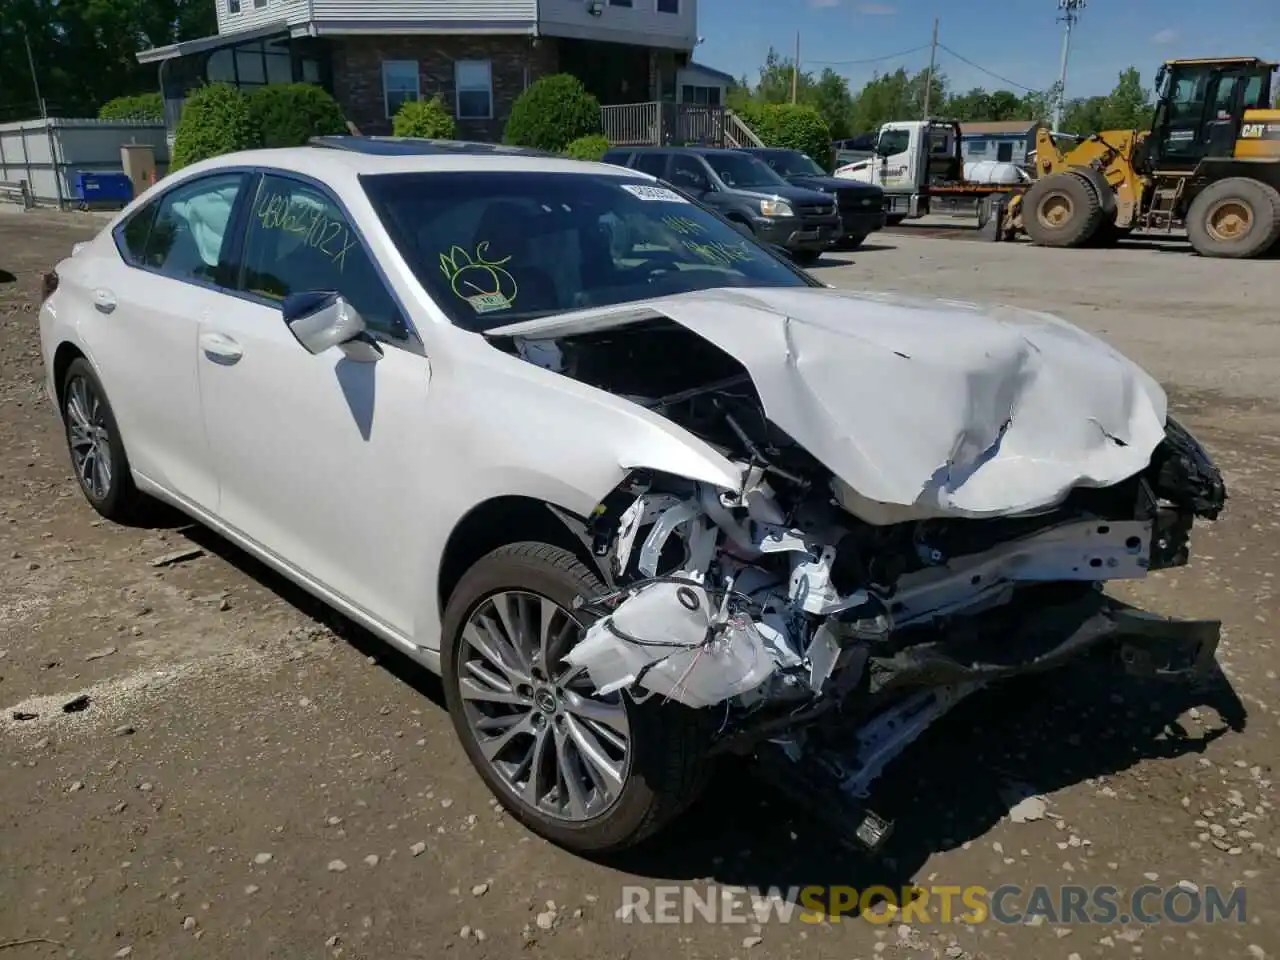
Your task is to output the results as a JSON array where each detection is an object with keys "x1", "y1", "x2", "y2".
[{"x1": 488, "y1": 286, "x2": 1168, "y2": 521}]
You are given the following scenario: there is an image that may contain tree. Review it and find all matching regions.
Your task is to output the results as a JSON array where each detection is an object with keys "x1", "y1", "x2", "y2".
[
  {"x1": 0, "y1": 0, "x2": 215, "y2": 119},
  {"x1": 740, "y1": 103, "x2": 832, "y2": 168},
  {"x1": 392, "y1": 95, "x2": 456, "y2": 139},
  {"x1": 1097, "y1": 66, "x2": 1151, "y2": 130},
  {"x1": 99, "y1": 92, "x2": 164, "y2": 121},
  {"x1": 503, "y1": 74, "x2": 600, "y2": 151},
  {"x1": 171, "y1": 83, "x2": 260, "y2": 169},
  {"x1": 249, "y1": 84, "x2": 347, "y2": 148},
  {"x1": 563, "y1": 133, "x2": 611, "y2": 162},
  {"x1": 810, "y1": 68, "x2": 854, "y2": 140}
]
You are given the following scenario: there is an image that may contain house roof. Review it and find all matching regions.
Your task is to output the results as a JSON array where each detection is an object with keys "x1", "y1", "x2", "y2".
[
  {"x1": 959, "y1": 120, "x2": 1042, "y2": 137},
  {"x1": 681, "y1": 61, "x2": 738, "y2": 86},
  {"x1": 137, "y1": 21, "x2": 290, "y2": 64}
]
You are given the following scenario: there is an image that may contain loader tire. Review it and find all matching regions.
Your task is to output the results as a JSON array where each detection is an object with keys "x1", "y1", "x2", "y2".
[
  {"x1": 1021, "y1": 172, "x2": 1103, "y2": 248},
  {"x1": 1185, "y1": 177, "x2": 1280, "y2": 259}
]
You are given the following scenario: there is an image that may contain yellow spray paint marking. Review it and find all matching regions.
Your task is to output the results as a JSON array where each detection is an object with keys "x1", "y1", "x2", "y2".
[
  {"x1": 661, "y1": 215, "x2": 705, "y2": 236},
  {"x1": 440, "y1": 242, "x2": 519, "y2": 313},
  {"x1": 253, "y1": 190, "x2": 358, "y2": 272}
]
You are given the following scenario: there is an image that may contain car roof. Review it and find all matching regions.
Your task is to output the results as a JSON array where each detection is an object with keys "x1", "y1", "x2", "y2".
[
  {"x1": 616, "y1": 146, "x2": 735, "y2": 155},
  {"x1": 164, "y1": 138, "x2": 655, "y2": 189}
]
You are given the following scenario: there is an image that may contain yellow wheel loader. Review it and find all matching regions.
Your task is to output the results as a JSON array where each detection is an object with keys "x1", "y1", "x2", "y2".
[{"x1": 1003, "y1": 57, "x2": 1280, "y2": 259}]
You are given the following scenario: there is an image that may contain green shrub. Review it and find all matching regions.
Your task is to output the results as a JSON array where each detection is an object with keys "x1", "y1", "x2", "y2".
[
  {"x1": 171, "y1": 83, "x2": 260, "y2": 170},
  {"x1": 98, "y1": 92, "x2": 164, "y2": 122},
  {"x1": 562, "y1": 133, "x2": 610, "y2": 162},
  {"x1": 248, "y1": 83, "x2": 347, "y2": 148},
  {"x1": 741, "y1": 103, "x2": 833, "y2": 171},
  {"x1": 504, "y1": 74, "x2": 600, "y2": 152},
  {"x1": 392, "y1": 94, "x2": 456, "y2": 139}
]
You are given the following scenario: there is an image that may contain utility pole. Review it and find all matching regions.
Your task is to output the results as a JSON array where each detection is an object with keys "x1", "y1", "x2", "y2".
[
  {"x1": 20, "y1": 22, "x2": 47, "y2": 119},
  {"x1": 922, "y1": 17, "x2": 939, "y2": 119},
  {"x1": 1053, "y1": 0, "x2": 1086, "y2": 131},
  {"x1": 791, "y1": 31, "x2": 800, "y2": 104}
]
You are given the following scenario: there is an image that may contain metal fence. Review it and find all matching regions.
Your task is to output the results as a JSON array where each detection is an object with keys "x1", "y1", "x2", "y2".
[{"x1": 0, "y1": 117, "x2": 169, "y2": 208}]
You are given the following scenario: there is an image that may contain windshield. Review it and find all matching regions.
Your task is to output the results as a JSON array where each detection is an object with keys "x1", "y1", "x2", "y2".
[
  {"x1": 702, "y1": 153, "x2": 787, "y2": 189},
  {"x1": 760, "y1": 151, "x2": 826, "y2": 177},
  {"x1": 361, "y1": 171, "x2": 815, "y2": 332}
]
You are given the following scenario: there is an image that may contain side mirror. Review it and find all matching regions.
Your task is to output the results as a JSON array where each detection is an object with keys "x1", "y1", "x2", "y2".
[{"x1": 282, "y1": 291, "x2": 382, "y2": 363}]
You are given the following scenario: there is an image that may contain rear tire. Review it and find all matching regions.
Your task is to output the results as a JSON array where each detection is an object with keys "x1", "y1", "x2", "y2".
[
  {"x1": 1185, "y1": 177, "x2": 1280, "y2": 259},
  {"x1": 440, "y1": 542, "x2": 713, "y2": 854},
  {"x1": 843, "y1": 233, "x2": 868, "y2": 250},
  {"x1": 1021, "y1": 172, "x2": 1103, "y2": 248},
  {"x1": 60, "y1": 358, "x2": 148, "y2": 523}
]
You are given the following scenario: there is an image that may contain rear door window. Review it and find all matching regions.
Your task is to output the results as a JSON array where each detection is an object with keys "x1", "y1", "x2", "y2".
[{"x1": 143, "y1": 172, "x2": 248, "y2": 286}]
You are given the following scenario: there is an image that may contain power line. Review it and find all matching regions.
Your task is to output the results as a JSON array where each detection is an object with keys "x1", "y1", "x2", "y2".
[
  {"x1": 936, "y1": 42, "x2": 1039, "y2": 92},
  {"x1": 804, "y1": 44, "x2": 930, "y2": 67}
]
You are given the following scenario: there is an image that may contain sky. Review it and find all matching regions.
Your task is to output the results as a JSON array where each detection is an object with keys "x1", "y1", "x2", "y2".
[{"x1": 696, "y1": 0, "x2": 1280, "y2": 101}]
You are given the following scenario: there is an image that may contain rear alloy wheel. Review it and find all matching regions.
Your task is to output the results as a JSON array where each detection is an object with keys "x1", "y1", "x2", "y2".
[
  {"x1": 1186, "y1": 177, "x2": 1280, "y2": 259},
  {"x1": 1021, "y1": 172, "x2": 1103, "y2": 248},
  {"x1": 61, "y1": 358, "x2": 146, "y2": 522},
  {"x1": 441, "y1": 542, "x2": 712, "y2": 854}
]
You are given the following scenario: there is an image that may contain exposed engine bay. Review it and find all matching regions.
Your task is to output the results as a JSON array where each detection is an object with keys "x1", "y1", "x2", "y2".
[{"x1": 490, "y1": 309, "x2": 1227, "y2": 851}]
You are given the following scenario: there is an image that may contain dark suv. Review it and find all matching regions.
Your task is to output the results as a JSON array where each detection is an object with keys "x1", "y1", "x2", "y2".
[
  {"x1": 736, "y1": 147, "x2": 886, "y2": 248},
  {"x1": 601, "y1": 146, "x2": 840, "y2": 264}
]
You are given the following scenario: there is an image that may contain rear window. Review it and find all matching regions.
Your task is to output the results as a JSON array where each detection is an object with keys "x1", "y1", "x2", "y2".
[{"x1": 360, "y1": 170, "x2": 817, "y2": 332}]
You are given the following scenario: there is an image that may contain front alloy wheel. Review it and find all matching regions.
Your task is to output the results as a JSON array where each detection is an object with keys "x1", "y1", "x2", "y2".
[
  {"x1": 440, "y1": 542, "x2": 713, "y2": 854},
  {"x1": 457, "y1": 589, "x2": 632, "y2": 821}
]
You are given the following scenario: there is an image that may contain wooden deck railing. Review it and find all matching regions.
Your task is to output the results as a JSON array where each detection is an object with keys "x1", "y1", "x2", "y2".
[{"x1": 600, "y1": 103, "x2": 765, "y2": 149}]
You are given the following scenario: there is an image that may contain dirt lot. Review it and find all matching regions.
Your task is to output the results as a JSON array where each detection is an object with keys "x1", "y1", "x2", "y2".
[{"x1": 2, "y1": 211, "x2": 1277, "y2": 960}]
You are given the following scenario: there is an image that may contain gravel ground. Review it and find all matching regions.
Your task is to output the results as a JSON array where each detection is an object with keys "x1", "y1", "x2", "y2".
[{"x1": 2, "y1": 210, "x2": 1277, "y2": 960}]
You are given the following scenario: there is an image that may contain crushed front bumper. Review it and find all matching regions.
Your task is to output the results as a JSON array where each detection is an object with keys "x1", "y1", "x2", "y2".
[{"x1": 742, "y1": 591, "x2": 1220, "y2": 856}]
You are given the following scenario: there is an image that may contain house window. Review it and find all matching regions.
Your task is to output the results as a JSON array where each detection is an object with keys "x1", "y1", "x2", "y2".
[
  {"x1": 681, "y1": 84, "x2": 721, "y2": 106},
  {"x1": 456, "y1": 60, "x2": 493, "y2": 120},
  {"x1": 657, "y1": 0, "x2": 679, "y2": 12},
  {"x1": 382, "y1": 61, "x2": 420, "y2": 119},
  {"x1": 610, "y1": 0, "x2": 633, "y2": 5},
  {"x1": 228, "y1": 0, "x2": 241, "y2": 12},
  {"x1": 253, "y1": 0, "x2": 268, "y2": 8},
  {"x1": 967, "y1": 139, "x2": 988, "y2": 155}
]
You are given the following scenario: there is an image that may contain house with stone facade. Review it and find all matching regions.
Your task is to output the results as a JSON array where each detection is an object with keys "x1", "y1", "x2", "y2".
[{"x1": 135, "y1": 0, "x2": 734, "y2": 144}]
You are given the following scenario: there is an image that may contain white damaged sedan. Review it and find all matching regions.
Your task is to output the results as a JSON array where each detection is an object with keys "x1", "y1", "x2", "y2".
[{"x1": 38, "y1": 137, "x2": 1227, "y2": 855}]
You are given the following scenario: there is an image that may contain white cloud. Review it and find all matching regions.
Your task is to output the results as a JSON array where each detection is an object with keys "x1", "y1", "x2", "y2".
[
  {"x1": 857, "y1": 2, "x2": 897, "y2": 13},
  {"x1": 1152, "y1": 28, "x2": 1178, "y2": 45}
]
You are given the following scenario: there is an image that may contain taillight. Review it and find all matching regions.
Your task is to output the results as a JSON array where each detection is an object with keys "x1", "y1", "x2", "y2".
[{"x1": 40, "y1": 270, "x2": 58, "y2": 303}]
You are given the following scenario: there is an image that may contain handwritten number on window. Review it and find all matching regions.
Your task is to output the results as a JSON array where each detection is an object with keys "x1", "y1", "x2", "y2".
[{"x1": 255, "y1": 191, "x2": 358, "y2": 271}]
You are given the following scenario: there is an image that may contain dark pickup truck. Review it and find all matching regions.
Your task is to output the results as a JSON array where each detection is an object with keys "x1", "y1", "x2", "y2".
[
  {"x1": 601, "y1": 146, "x2": 841, "y2": 264},
  {"x1": 735, "y1": 147, "x2": 887, "y2": 249}
]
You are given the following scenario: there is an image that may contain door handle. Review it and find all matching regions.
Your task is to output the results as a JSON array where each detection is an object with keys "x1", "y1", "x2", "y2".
[
  {"x1": 199, "y1": 331, "x2": 244, "y2": 364},
  {"x1": 92, "y1": 288, "x2": 116, "y2": 312}
]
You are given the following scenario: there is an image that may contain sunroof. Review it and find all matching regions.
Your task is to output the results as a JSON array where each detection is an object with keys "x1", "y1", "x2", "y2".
[{"x1": 307, "y1": 136, "x2": 554, "y2": 158}]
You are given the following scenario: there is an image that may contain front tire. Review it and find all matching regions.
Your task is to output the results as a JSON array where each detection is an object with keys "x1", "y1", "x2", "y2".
[
  {"x1": 1185, "y1": 177, "x2": 1280, "y2": 259},
  {"x1": 1021, "y1": 172, "x2": 1103, "y2": 248},
  {"x1": 440, "y1": 542, "x2": 712, "y2": 854},
  {"x1": 61, "y1": 357, "x2": 147, "y2": 522}
]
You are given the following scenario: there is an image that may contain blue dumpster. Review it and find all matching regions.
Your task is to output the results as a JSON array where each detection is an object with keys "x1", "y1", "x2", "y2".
[{"x1": 71, "y1": 171, "x2": 135, "y2": 206}]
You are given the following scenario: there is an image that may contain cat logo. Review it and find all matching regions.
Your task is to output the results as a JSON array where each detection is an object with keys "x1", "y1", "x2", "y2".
[{"x1": 1241, "y1": 123, "x2": 1265, "y2": 138}]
